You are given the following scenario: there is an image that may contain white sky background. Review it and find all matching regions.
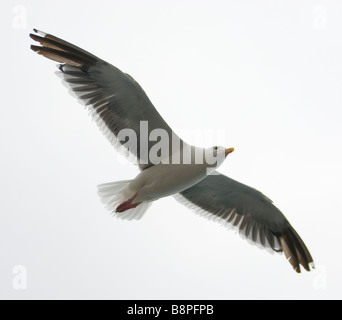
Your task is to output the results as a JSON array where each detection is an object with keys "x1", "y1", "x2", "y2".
[{"x1": 1, "y1": 0, "x2": 341, "y2": 299}]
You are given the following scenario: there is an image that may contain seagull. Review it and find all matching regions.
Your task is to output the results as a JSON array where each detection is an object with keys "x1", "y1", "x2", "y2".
[{"x1": 30, "y1": 29, "x2": 314, "y2": 273}]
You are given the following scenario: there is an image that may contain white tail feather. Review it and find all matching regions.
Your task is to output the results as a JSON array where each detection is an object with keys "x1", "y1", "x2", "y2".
[{"x1": 97, "y1": 181, "x2": 151, "y2": 220}]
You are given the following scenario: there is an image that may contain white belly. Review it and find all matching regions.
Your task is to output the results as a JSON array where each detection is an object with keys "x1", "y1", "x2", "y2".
[{"x1": 126, "y1": 163, "x2": 209, "y2": 203}]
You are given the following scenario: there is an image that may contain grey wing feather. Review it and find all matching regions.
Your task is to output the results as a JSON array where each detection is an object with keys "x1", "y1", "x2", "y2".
[
  {"x1": 178, "y1": 172, "x2": 314, "y2": 273},
  {"x1": 30, "y1": 29, "x2": 179, "y2": 170}
]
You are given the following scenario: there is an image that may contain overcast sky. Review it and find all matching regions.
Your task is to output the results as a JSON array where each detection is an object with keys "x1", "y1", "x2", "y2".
[{"x1": 1, "y1": 0, "x2": 342, "y2": 299}]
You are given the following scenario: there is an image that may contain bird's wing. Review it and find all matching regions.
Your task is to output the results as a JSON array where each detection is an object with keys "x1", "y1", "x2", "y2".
[
  {"x1": 30, "y1": 29, "x2": 180, "y2": 170},
  {"x1": 176, "y1": 171, "x2": 314, "y2": 273}
]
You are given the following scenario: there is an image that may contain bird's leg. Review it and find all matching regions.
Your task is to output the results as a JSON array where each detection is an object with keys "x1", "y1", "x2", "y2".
[{"x1": 116, "y1": 194, "x2": 141, "y2": 213}]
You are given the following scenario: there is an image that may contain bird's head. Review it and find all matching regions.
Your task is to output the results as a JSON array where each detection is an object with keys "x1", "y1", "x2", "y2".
[
  {"x1": 204, "y1": 146, "x2": 234, "y2": 170},
  {"x1": 212, "y1": 146, "x2": 235, "y2": 158}
]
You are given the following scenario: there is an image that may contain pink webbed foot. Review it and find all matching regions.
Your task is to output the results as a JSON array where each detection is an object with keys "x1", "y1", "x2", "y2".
[{"x1": 116, "y1": 194, "x2": 141, "y2": 213}]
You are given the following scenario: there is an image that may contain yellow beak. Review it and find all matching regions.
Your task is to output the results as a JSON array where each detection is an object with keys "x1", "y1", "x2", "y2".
[{"x1": 225, "y1": 148, "x2": 235, "y2": 155}]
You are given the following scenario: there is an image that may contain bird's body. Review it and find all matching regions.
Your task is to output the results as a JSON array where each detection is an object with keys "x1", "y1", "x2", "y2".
[
  {"x1": 128, "y1": 162, "x2": 209, "y2": 203},
  {"x1": 30, "y1": 29, "x2": 315, "y2": 273},
  {"x1": 99, "y1": 146, "x2": 229, "y2": 214}
]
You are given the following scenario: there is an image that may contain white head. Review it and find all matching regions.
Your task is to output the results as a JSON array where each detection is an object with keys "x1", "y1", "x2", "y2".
[{"x1": 204, "y1": 146, "x2": 234, "y2": 169}]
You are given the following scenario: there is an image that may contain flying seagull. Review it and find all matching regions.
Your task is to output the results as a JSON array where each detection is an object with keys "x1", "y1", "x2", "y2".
[{"x1": 30, "y1": 29, "x2": 314, "y2": 273}]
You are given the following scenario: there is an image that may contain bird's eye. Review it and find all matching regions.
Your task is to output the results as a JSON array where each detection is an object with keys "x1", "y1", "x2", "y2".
[{"x1": 214, "y1": 146, "x2": 218, "y2": 150}]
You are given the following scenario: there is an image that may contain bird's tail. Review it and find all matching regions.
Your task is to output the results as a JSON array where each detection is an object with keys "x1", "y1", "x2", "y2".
[{"x1": 97, "y1": 180, "x2": 151, "y2": 220}]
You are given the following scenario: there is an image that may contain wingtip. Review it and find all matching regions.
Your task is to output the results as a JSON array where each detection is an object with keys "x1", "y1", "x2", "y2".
[
  {"x1": 286, "y1": 255, "x2": 301, "y2": 273},
  {"x1": 29, "y1": 33, "x2": 38, "y2": 41},
  {"x1": 280, "y1": 229, "x2": 314, "y2": 274},
  {"x1": 296, "y1": 261, "x2": 315, "y2": 273},
  {"x1": 30, "y1": 45, "x2": 40, "y2": 52},
  {"x1": 32, "y1": 28, "x2": 46, "y2": 37},
  {"x1": 30, "y1": 29, "x2": 46, "y2": 46}
]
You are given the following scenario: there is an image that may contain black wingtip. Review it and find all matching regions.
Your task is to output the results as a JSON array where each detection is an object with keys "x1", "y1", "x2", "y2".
[
  {"x1": 280, "y1": 227, "x2": 314, "y2": 274},
  {"x1": 29, "y1": 33, "x2": 39, "y2": 41},
  {"x1": 30, "y1": 45, "x2": 40, "y2": 52}
]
